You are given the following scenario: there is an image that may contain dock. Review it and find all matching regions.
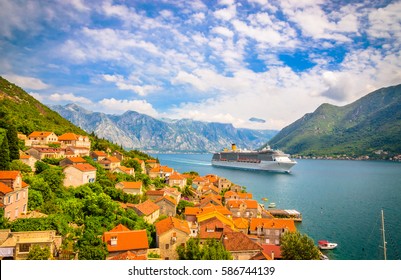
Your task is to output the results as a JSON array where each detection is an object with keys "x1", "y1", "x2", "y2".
[{"x1": 266, "y1": 209, "x2": 303, "y2": 222}]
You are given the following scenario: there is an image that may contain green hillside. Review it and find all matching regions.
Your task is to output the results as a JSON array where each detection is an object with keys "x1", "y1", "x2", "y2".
[
  {"x1": 268, "y1": 84, "x2": 401, "y2": 158},
  {"x1": 0, "y1": 76, "x2": 86, "y2": 135}
]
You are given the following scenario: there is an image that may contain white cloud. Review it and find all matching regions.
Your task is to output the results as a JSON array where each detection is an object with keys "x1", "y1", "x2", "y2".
[
  {"x1": 211, "y1": 26, "x2": 234, "y2": 38},
  {"x1": 98, "y1": 98, "x2": 158, "y2": 116},
  {"x1": 2, "y1": 74, "x2": 49, "y2": 90},
  {"x1": 214, "y1": 5, "x2": 237, "y2": 21},
  {"x1": 101, "y1": 74, "x2": 160, "y2": 96},
  {"x1": 48, "y1": 93, "x2": 93, "y2": 105}
]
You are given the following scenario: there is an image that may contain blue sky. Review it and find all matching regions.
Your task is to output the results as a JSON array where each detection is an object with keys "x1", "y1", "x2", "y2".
[{"x1": 1, "y1": 0, "x2": 400, "y2": 130}]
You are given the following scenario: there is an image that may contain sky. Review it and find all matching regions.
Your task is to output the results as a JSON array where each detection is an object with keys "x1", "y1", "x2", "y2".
[{"x1": 1, "y1": 0, "x2": 400, "y2": 130}]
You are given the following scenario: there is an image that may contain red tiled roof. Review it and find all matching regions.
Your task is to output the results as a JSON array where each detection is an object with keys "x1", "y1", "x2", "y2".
[
  {"x1": 233, "y1": 218, "x2": 249, "y2": 229},
  {"x1": 70, "y1": 163, "x2": 97, "y2": 172},
  {"x1": 103, "y1": 224, "x2": 149, "y2": 252},
  {"x1": 66, "y1": 157, "x2": 87, "y2": 163},
  {"x1": 134, "y1": 200, "x2": 160, "y2": 216},
  {"x1": 92, "y1": 151, "x2": 107, "y2": 156},
  {"x1": 155, "y1": 195, "x2": 177, "y2": 206},
  {"x1": 0, "y1": 171, "x2": 20, "y2": 180},
  {"x1": 146, "y1": 190, "x2": 165, "y2": 196},
  {"x1": 0, "y1": 182, "x2": 13, "y2": 194},
  {"x1": 198, "y1": 217, "x2": 234, "y2": 239},
  {"x1": 262, "y1": 244, "x2": 282, "y2": 259},
  {"x1": 119, "y1": 181, "x2": 142, "y2": 189},
  {"x1": 226, "y1": 199, "x2": 258, "y2": 209},
  {"x1": 28, "y1": 131, "x2": 54, "y2": 138},
  {"x1": 19, "y1": 154, "x2": 30, "y2": 159},
  {"x1": 150, "y1": 165, "x2": 173, "y2": 173},
  {"x1": 222, "y1": 231, "x2": 263, "y2": 252},
  {"x1": 249, "y1": 218, "x2": 296, "y2": 232},
  {"x1": 155, "y1": 217, "x2": 190, "y2": 235},
  {"x1": 185, "y1": 205, "x2": 232, "y2": 217},
  {"x1": 169, "y1": 173, "x2": 186, "y2": 180},
  {"x1": 58, "y1": 133, "x2": 80, "y2": 141}
]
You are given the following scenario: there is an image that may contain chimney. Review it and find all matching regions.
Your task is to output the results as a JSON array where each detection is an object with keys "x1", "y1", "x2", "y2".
[{"x1": 271, "y1": 250, "x2": 274, "y2": 260}]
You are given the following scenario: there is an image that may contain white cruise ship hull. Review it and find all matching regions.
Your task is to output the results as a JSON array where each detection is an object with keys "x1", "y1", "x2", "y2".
[{"x1": 211, "y1": 159, "x2": 296, "y2": 173}]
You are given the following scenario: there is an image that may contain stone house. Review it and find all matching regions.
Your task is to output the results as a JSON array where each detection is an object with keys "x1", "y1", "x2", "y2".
[
  {"x1": 111, "y1": 150, "x2": 124, "y2": 161},
  {"x1": 145, "y1": 159, "x2": 159, "y2": 169},
  {"x1": 168, "y1": 173, "x2": 187, "y2": 190},
  {"x1": 58, "y1": 133, "x2": 91, "y2": 149},
  {"x1": 226, "y1": 199, "x2": 260, "y2": 219},
  {"x1": 146, "y1": 190, "x2": 165, "y2": 202},
  {"x1": 0, "y1": 171, "x2": 29, "y2": 221},
  {"x1": 90, "y1": 150, "x2": 107, "y2": 162},
  {"x1": 59, "y1": 156, "x2": 87, "y2": 167},
  {"x1": 26, "y1": 131, "x2": 58, "y2": 146},
  {"x1": 113, "y1": 166, "x2": 135, "y2": 176},
  {"x1": 65, "y1": 146, "x2": 90, "y2": 157},
  {"x1": 249, "y1": 218, "x2": 296, "y2": 245},
  {"x1": 63, "y1": 163, "x2": 97, "y2": 187},
  {"x1": 102, "y1": 224, "x2": 148, "y2": 260},
  {"x1": 148, "y1": 165, "x2": 174, "y2": 179},
  {"x1": 19, "y1": 154, "x2": 37, "y2": 171},
  {"x1": 0, "y1": 229, "x2": 62, "y2": 260},
  {"x1": 155, "y1": 217, "x2": 190, "y2": 260},
  {"x1": 26, "y1": 147, "x2": 66, "y2": 160},
  {"x1": 115, "y1": 181, "x2": 142, "y2": 195},
  {"x1": 221, "y1": 231, "x2": 262, "y2": 260},
  {"x1": 132, "y1": 200, "x2": 160, "y2": 224},
  {"x1": 224, "y1": 191, "x2": 253, "y2": 201},
  {"x1": 154, "y1": 195, "x2": 177, "y2": 217},
  {"x1": 99, "y1": 156, "x2": 121, "y2": 171}
]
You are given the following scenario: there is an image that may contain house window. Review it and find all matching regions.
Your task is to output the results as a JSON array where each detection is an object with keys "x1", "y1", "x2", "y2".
[
  {"x1": 8, "y1": 196, "x2": 12, "y2": 204},
  {"x1": 275, "y1": 230, "x2": 280, "y2": 236},
  {"x1": 165, "y1": 244, "x2": 169, "y2": 250},
  {"x1": 15, "y1": 208, "x2": 19, "y2": 218},
  {"x1": 275, "y1": 239, "x2": 280, "y2": 245},
  {"x1": 23, "y1": 204, "x2": 27, "y2": 213},
  {"x1": 16, "y1": 193, "x2": 20, "y2": 201},
  {"x1": 265, "y1": 238, "x2": 270, "y2": 244},
  {"x1": 6, "y1": 211, "x2": 11, "y2": 219},
  {"x1": 19, "y1": 243, "x2": 31, "y2": 252}
]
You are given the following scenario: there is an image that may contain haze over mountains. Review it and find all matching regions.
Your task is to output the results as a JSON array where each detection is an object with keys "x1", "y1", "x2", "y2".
[
  {"x1": 268, "y1": 84, "x2": 401, "y2": 157},
  {"x1": 52, "y1": 104, "x2": 278, "y2": 153}
]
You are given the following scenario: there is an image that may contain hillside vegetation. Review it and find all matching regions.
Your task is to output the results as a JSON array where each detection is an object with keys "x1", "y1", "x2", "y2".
[{"x1": 268, "y1": 84, "x2": 401, "y2": 158}]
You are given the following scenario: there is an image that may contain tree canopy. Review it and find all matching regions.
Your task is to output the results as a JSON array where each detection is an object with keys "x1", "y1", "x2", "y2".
[
  {"x1": 280, "y1": 231, "x2": 320, "y2": 260},
  {"x1": 177, "y1": 238, "x2": 232, "y2": 260}
]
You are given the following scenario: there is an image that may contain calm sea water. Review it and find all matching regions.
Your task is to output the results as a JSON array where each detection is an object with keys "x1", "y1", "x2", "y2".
[{"x1": 152, "y1": 153, "x2": 401, "y2": 260}]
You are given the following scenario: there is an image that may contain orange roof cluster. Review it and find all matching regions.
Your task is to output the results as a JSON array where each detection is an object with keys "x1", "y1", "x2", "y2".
[
  {"x1": 100, "y1": 156, "x2": 120, "y2": 163},
  {"x1": 146, "y1": 190, "x2": 165, "y2": 196},
  {"x1": 0, "y1": 182, "x2": 13, "y2": 194},
  {"x1": 70, "y1": 163, "x2": 97, "y2": 172},
  {"x1": 169, "y1": 173, "x2": 186, "y2": 180},
  {"x1": 119, "y1": 181, "x2": 142, "y2": 189},
  {"x1": 0, "y1": 171, "x2": 20, "y2": 180},
  {"x1": 134, "y1": 200, "x2": 160, "y2": 216},
  {"x1": 28, "y1": 131, "x2": 54, "y2": 137},
  {"x1": 233, "y1": 218, "x2": 249, "y2": 229},
  {"x1": 198, "y1": 217, "x2": 233, "y2": 239},
  {"x1": 150, "y1": 165, "x2": 173, "y2": 173},
  {"x1": 185, "y1": 204, "x2": 232, "y2": 217},
  {"x1": 92, "y1": 150, "x2": 107, "y2": 156},
  {"x1": 222, "y1": 231, "x2": 262, "y2": 252},
  {"x1": 103, "y1": 224, "x2": 149, "y2": 252},
  {"x1": 249, "y1": 218, "x2": 296, "y2": 232},
  {"x1": 155, "y1": 217, "x2": 190, "y2": 235}
]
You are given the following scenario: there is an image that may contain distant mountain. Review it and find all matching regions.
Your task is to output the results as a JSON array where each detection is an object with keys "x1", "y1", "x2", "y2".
[
  {"x1": 268, "y1": 84, "x2": 401, "y2": 157},
  {"x1": 52, "y1": 104, "x2": 278, "y2": 152},
  {"x1": 0, "y1": 76, "x2": 86, "y2": 135}
]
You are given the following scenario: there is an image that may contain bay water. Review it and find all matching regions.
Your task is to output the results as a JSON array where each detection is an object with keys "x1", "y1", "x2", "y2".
[{"x1": 152, "y1": 153, "x2": 401, "y2": 260}]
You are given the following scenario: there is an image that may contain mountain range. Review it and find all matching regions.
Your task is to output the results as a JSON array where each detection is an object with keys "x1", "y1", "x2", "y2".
[
  {"x1": 51, "y1": 104, "x2": 278, "y2": 153},
  {"x1": 268, "y1": 84, "x2": 401, "y2": 157}
]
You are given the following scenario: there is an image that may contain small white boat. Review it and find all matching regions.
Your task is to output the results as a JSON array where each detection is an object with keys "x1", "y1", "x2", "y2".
[
  {"x1": 268, "y1": 202, "x2": 276, "y2": 208},
  {"x1": 318, "y1": 240, "x2": 337, "y2": 250}
]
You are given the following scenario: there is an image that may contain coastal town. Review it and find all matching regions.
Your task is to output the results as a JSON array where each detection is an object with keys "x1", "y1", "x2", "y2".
[{"x1": 0, "y1": 131, "x2": 306, "y2": 260}]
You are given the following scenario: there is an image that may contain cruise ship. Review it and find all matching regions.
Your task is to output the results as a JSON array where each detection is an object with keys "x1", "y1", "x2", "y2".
[{"x1": 211, "y1": 144, "x2": 297, "y2": 173}]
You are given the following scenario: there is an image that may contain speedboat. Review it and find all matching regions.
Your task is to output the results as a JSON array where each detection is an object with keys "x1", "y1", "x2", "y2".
[
  {"x1": 268, "y1": 202, "x2": 276, "y2": 208},
  {"x1": 318, "y1": 240, "x2": 338, "y2": 250}
]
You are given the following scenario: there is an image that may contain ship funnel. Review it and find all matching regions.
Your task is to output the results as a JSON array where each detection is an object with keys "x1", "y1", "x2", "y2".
[{"x1": 231, "y1": 143, "x2": 237, "y2": 151}]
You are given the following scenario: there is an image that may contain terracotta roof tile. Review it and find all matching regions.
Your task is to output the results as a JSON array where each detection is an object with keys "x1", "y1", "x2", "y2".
[
  {"x1": 155, "y1": 217, "x2": 190, "y2": 235},
  {"x1": 222, "y1": 231, "x2": 262, "y2": 252},
  {"x1": 28, "y1": 131, "x2": 54, "y2": 137},
  {"x1": 103, "y1": 224, "x2": 149, "y2": 252},
  {"x1": 0, "y1": 171, "x2": 20, "y2": 180},
  {"x1": 155, "y1": 195, "x2": 177, "y2": 206},
  {"x1": 0, "y1": 182, "x2": 13, "y2": 194},
  {"x1": 249, "y1": 218, "x2": 296, "y2": 232},
  {"x1": 262, "y1": 244, "x2": 282, "y2": 259},
  {"x1": 92, "y1": 151, "x2": 107, "y2": 156},
  {"x1": 66, "y1": 157, "x2": 87, "y2": 163},
  {"x1": 71, "y1": 163, "x2": 97, "y2": 172},
  {"x1": 233, "y1": 218, "x2": 249, "y2": 229},
  {"x1": 58, "y1": 133, "x2": 80, "y2": 141},
  {"x1": 134, "y1": 200, "x2": 160, "y2": 216},
  {"x1": 119, "y1": 181, "x2": 142, "y2": 189}
]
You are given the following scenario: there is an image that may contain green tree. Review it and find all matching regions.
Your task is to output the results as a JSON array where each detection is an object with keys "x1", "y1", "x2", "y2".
[
  {"x1": 27, "y1": 189, "x2": 44, "y2": 210},
  {"x1": 75, "y1": 230, "x2": 108, "y2": 260},
  {"x1": 27, "y1": 245, "x2": 51, "y2": 260},
  {"x1": 9, "y1": 160, "x2": 32, "y2": 174},
  {"x1": 34, "y1": 161, "x2": 50, "y2": 174},
  {"x1": 121, "y1": 158, "x2": 142, "y2": 174},
  {"x1": 280, "y1": 231, "x2": 320, "y2": 260},
  {"x1": 0, "y1": 129, "x2": 10, "y2": 170},
  {"x1": 177, "y1": 200, "x2": 194, "y2": 215},
  {"x1": 177, "y1": 238, "x2": 232, "y2": 260},
  {"x1": 6, "y1": 124, "x2": 19, "y2": 161}
]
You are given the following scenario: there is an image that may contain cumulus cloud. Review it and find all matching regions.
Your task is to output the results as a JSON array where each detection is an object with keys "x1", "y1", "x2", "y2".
[
  {"x1": 98, "y1": 98, "x2": 158, "y2": 116},
  {"x1": 101, "y1": 74, "x2": 160, "y2": 96},
  {"x1": 48, "y1": 93, "x2": 93, "y2": 105},
  {"x1": 2, "y1": 74, "x2": 49, "y2": 90}
]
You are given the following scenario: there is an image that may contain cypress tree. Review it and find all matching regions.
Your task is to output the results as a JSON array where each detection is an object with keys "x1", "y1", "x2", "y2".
[
  {"x1": 0, "y1": 129, "x2": 10, "y2": 170},
  {"x1": 6, "y1": 124, "x2": 19, "y2": 161}
]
